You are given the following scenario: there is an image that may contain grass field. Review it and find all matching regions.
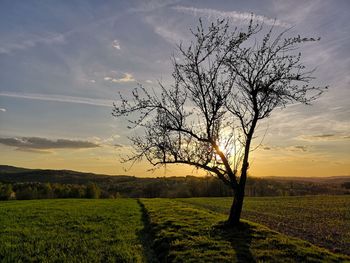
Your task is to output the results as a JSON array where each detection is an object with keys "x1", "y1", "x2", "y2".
[
  {"x1": 179, "y1": 195, "x2": 350, "y2": 255},
  {"x1": 0, "y1": 199, "x2": 145, "y2": 262},
  {"x1": 142, "y1": 198, "x2": 349, "y2": 262},
  {"x1": 1, "y1": 197, "x2": 349, "y2": 262}
]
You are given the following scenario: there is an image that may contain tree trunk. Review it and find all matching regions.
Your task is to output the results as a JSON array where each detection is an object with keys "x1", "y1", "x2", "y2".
[
  {"x1": 226, "y1": 148, "x2": 250, "y2": 226},
  {"x1": 227, "y1": 184, "x2": 245, "y2": 226},
  {"x1": 226, "y1": 134, "x2": 252, "y2": 226},
  {"x1": 226, "y1": 115, "x2": 257, "y2": 226}
]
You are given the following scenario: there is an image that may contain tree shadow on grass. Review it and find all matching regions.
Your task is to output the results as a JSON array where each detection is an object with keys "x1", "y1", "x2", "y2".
[
  {"x1": 137, "y1": 199, "x2": 159, "y2": 263},
  {"x1": 211, "y1": 221, "x2": 255, "y2": 263}
]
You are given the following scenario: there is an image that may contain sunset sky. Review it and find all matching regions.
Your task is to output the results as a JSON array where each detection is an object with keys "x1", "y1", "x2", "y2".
[{"x1": 0, "y1": 0, "x2": 349, "y2": 177}]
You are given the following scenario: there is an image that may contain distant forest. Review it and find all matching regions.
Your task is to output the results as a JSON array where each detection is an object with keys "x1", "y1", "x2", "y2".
[{"x1": 0, "y1": 165, "x2": 349, "y2": 200}]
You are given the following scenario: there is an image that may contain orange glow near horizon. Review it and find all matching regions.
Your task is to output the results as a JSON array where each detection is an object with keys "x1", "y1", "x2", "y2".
[{"x1": 1, "y1": 143, "x2": 349, "y2": 178}]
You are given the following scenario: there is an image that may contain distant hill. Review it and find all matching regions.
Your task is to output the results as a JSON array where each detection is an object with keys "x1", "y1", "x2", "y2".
[
  {"x1": 1, "y1": 165, "x2": 349, "y2": 198},
  {"x1": 0, "y1": 165, "x2": 135, "y2": 185},
  {"x1": 0, "y1": 165, "x2": 33, "y2": 174}
]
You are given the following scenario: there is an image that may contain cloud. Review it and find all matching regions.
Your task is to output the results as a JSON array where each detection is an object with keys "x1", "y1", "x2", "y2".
[
  {"x1": 0, "y1": 108, "x2": 6, "y2": 112},
  {"x1": 91, "y1": 135, "x2": 122, "y2": 146},
  {"x1": 144, "y1": 15, "x2": 186, "y2": 45},
  {"x1": 261, "y1": 144, "x2": 309, "y2": 152},
  {"x1": 0, "y1": 91, "x2": 113, "y2": 107},
  {"x1": 272, "y1": 0, "x2": 322, "y2": 24},
  {"x1": 15, "y1": 148, "x2": 53, "y2": 154},
  {"x1": 287, "y1": 145, "x2": 308, "y2": 152},
  {"x1": 0, "y1": 33, "x2": 65, "y2": 54},
  {"x1": 262, "y1": 146, "x2": 271, "y2": 150},
  {"x1": 173, "y1": 6, "x2": 290, "y2": 28},
  {"x1": 104, "y1": 73, "x2": 135, "y2": 83},
  {"x1": 298, "y1": 134, "x2": 350, "y2": 142},
  {"x1": 112, "y1": 39, "x2": 121, "y2": 50},
  {"x1": 114, "y1": 73, "x2": 135, "y2": 83},
  {"x1": 129, "y1": 0, "x2": 182, "y2": 13},
  {"x1": 80, "y1": 78, "x2": 96, "y2": 84},
  {"x1": 0, "y1": 137, "x2": 100, "y2": 152},
  {"x1": 153, "y1": 24, "x2": 183, "y2": 44},
  {"x1": 145, "y1": 80, "x2": 153, "y2": 84}
]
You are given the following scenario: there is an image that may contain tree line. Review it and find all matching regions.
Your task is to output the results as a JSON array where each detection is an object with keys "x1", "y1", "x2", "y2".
[
  {"x1": 1, "y1": 176, "x2": 348, "y2": 201},
  {"x1": 0, "y1": 182, "x2": 101, "y2": 200}
]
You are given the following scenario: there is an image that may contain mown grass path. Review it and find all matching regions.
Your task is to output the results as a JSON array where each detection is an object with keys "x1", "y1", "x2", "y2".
[{"x1": 179, "y1": 195, "x2": 350, "y2": 256}]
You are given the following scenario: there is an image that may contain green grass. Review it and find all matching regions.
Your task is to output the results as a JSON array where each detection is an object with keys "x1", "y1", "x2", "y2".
[
  {"x1": 142, "y1": 198, "x2": 349, "y2": 262},
  {"x1": 0, "y1": 199, "x2": 145, "y2": 262},
  {"x1": 179, "y1": 195, "x2": 350, "y2": 255},
  {"x1": 1, "y1": 198, "x2": 349, "y2": 262}
]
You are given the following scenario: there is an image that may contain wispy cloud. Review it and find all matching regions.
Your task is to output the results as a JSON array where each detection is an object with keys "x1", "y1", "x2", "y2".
[
  {"x1": 112, "y1": 39, "x2": 121, "y2": 50},
  {"x1": 262, "y1": 144, "x2": 309, "y2": 152},
  {"x1": 80, "y1": 78, "x2": 96, "y2": 84},
  {"x1": 0, "y1": 108, "x2": 6, "y2": 112},
  {"x1": 15, "y1": 148, "x2": 53, "y2": 154},
  {"x1": 104, "y1": 73, "x2": 135, "y2": 83},
  {"x1": 144, "y1": 15, "x2": 186, "y2": 45},
  {"x1": 272, "y1": 0, "x2": 322, "y2": 24},
  {"x1": 173, "y1": 6, "x2": 290, "y2": 28},
  {"x1": 289, "y1": 145, "x2": 308, "y2": 152},
  {"x1": 153, "y1": 24, "x2": 183, "y2": 44},
  {"x1": 0, "y1": 91, "x2": 113, "y2": 107},
  {"x1": 298, "y1": 134, "x2": 350, "y2": 142},
  {"x1": 0, "y1": 137, "x2": 100, "y2": 152},
  {"x1": 0, "y1": 33, "x2": 65, "y2": 54},
  {"x1": 129, "y1": 0, "x2": 182, "y2": 13}
]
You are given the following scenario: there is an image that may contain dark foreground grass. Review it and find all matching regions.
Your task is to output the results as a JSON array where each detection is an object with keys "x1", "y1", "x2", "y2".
[
  {"x1": 142, "y1": 198, "x2": 350, "y2": 263},
  {"x1": 0, "y1": 199, "x2": 145, "y2": 262},
  {"x1": 179, "y1": 195, "x2": 350, "y2": 255}
]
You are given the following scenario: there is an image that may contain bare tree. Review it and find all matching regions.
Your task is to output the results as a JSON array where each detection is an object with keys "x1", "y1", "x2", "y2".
[{"x1": 112, "y1": 18, "x2": 326, "y2": 226}]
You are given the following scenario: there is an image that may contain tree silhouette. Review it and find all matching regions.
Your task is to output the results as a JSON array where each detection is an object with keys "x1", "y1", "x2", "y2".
[{"x1": 113, "y1": 18, "x2": 326, "y2": 226}]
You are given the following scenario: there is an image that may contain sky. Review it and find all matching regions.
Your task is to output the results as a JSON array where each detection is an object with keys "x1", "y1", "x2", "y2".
[{"x1": 0, "y1": 0, "x2": 349, "y2": 177}]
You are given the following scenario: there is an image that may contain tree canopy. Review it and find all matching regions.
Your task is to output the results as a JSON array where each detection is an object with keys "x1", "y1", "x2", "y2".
[{"x1": 113, "y1": 18, "x2": 326, "y2": 225}]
